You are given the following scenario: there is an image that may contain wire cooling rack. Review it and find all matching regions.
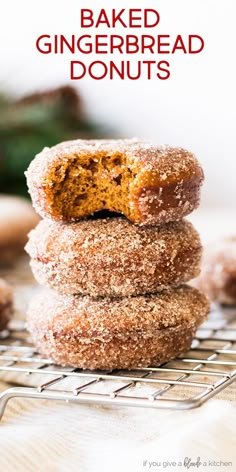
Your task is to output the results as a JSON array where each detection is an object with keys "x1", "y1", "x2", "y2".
[{"x1": 0, "y1": 305, "x2": 236, "y2": 421}]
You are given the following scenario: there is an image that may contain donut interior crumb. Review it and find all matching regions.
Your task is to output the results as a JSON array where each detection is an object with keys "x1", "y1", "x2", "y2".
[{"x1": 48, "y1": 151, "x2": 137, "y2": 220}]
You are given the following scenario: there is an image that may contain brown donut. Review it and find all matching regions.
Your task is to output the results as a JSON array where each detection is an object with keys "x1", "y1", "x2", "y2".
[
  {"x1": 25, "y1": 139, "x2": 204, "y2": 225},
  {"x1": 25, "y1": 217, "x2": 202, "y2": 298},
  {"x1": 0, "y1": 194, "x2": 39, "y2": 264},
  {"x1": 0, "y1": 278, "x2": 14, "y2": 331},
  {"x1": 27, "y1": 286, "x2": 209, "y2": 370},
  {"x1": 193, "y1": 237, "x2": 236, "y2": 304}
]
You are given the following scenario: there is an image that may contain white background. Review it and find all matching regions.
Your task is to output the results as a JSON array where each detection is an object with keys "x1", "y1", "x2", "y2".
[{"x1": 0, "y1": 0, "x2": 235, "y2": 209}]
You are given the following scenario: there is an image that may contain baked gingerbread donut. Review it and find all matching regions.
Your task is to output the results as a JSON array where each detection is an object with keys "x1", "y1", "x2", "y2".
[
  {"x1": 0, "y1": 194, "x2": 39, "y2": 264},
  {"x1": 193, "y1": 237, "x2": 236, "y2": 304},
  {"x1": 25, "y1": 217, "x2": 202, "y2": 298},
  {"x1": 0, "y1": 278, "x2": 13, "y2": 331},
  {"x1": 27, "y1": 286, "x2": 209, "y2": 370},
  {"x1": 25, "y1": 139, "x2": 204, "y2": 225}
]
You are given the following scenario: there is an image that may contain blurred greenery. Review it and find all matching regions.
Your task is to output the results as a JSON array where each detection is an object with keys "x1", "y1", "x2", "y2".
[{"x1": 0, "y1": 86, "x2": 111, "y2": 196}]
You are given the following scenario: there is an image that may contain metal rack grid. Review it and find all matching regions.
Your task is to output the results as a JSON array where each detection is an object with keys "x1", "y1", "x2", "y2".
[{"x1": 0, "y1": 304, "x2": 236, "y2": 421}]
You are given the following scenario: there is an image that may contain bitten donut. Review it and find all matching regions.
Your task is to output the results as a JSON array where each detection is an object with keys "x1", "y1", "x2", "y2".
[
  {"x1": 25, "y1": 139, "x2": 204, "y2": 225},
  {"x1": 0, "y1": 195, "x2": 39, "y2": 264},
  {"x1": 27, "y1": 286, "x2": 209, "y2": 370},
  {"x1": 193, "y1": 237, "x2": 236, "y2": 304},
  {"x1": 0, "y1": 278, "x2": 14, "y2": 331},
  {"x1": 25, "y1": 217, "x2": 202, "y2": 298}
]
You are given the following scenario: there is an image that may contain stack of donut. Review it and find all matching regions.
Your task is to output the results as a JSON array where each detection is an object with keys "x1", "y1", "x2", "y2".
[{"x1": 25, "y1": 139, "x2": 210, "y2": 370}]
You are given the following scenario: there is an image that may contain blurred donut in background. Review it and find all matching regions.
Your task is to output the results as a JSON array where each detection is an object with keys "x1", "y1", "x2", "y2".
[
  {"x1": 193, "y1": 237, "x2": 236, "y2": 305},
  {"x1": 0, "y1": 278, "x2": 13, "y2": 330},
  {"x1": 0, "y1": 195, "x2": 40, "y2": 265}
]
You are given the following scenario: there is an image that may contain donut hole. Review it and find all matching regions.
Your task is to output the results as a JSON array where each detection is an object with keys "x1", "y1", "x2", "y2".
[
  {"x1": 89, "y1": 210, "x2": 121, "y2": 220},
  {"x1": 47, "y1": 152, "x2": 138, "y2": 220}
]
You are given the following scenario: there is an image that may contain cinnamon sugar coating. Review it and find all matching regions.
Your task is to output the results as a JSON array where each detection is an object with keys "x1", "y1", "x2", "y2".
[
  {"x1": 193, "y1": 237, "x2": 236, "y2": 304},
  {"x1": 25, "y1": 217, "x2": 202, "y2": 298},
  {"x1": 27, "y1": 286, "x2": 209, "y2": 370},
  {"x1": 0, "y1": 278, "x2": 14, "y2": 331},
  {"x1": 25, "y1": 139, "x2": 204, "y2": 225}
]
